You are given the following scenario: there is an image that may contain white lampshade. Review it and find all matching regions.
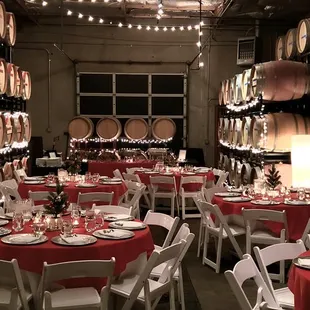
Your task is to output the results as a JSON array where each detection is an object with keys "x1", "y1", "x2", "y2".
[{"x1": 291, "y1": 135, "x2": 310, "y2": 188}]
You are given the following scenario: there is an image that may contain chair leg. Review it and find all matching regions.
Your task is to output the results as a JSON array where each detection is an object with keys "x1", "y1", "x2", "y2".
[
  {"x1": 151, "y1": 194, "x2": 155, "y2": 212},
  {"x1": 280, "y1": 260, "x2": 285, "y2": 284},
  {"x1": 178, "y1": 266, "x2": 185, "y2": 310},
  {"x1": 169, "y1": 280, "x2": 176, "y2": 310},
  {"x1": 181, "y1": 195, "x2": 186, "y2": 220},
  {"x1": 246, "y1": 233, "x2": 251, "y2": 255},
  {"x1": 171, "y1": 196, "x2": 175, "y2": 218},
  {"x1": 202, "y1": 227, "x2": 209, "y2": 265},
  {"x1": 215, "y1": 236, "x2": 223, "y2": 273},
  {"x1": 197, "y1": 220, "x2": 203, "y2": 258},
  {"x1": 143, "y1": 193, "x2": 151, "y2": 208}
]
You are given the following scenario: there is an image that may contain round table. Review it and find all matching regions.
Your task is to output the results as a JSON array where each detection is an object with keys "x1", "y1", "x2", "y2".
[
  {"x1": 88, "y1": 160, "x2": 158, "y2": 177},
  {"x1": 212, "y1": 196, "x2": 310, "y2": 241},
  {"x1": 0, "y1": 219, "x2": 154, "y2": 290},
  {"x1": 136, "y1": 171, "x2": 215, "y2": 192},
  {"x1": 18, "y1": 181, "x2": 128, "y2": 206},
  {"x1": 288, "y1": 251, "x2": 310, "y2": 310}
]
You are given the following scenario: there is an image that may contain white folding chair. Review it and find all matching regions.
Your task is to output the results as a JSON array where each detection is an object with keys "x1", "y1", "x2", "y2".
[
  {"x1": 2, "y1": 179, "x2": 19, "y2": 189},
  {"x1": 179, "y1": 175, "x2": 204, "y2": 220},
  {"x1": 113, "y1": 169, "x2": 124, "y2": 180},
  {"x1": 254, "y1": 240, "x2": 306, "y2": 309},
  {"x1": 21, "y1": 157, "x2": 29, "y2": 173},
  {"x1": 121, "y1": 181, "x2": 146, "y2": 219},
  {"x1": 91, "y1": 205, "x2": 133, "y2": 216},
  {"x1": 301, "y1": 218, "x2": 310, "y2": 248},
  {"x1": 0, "y1": 185, "x2": 22, "y2": 212},
  {"x1": 194, "y1": 187, "x2": 228, "y2": 257},
  {"x1": 13, "y1": 159, "x2": 22, "y2": 170},
  {"x1": 28, "y1": 191, "x2": 55, "y2": 211},
  {"x1": 13, "y1": 169, "x2": 27, "y2": 184},
  {"x1": 260, "y1": 302, "x2": 283, "y2": 310},
  {"x1": 242, "y1": 209, "x2": 289, "y2": 283},
  {"x1": 77, "y1": 192, "x2": 114, "y2": 206},
  {"x1": 198, "y1": 200, "x2": 245, "y2": 273},
  {"x1": 3, "y1": 162, "x2": 14, "y2": 180},
  {"x1": 0, "y1": 259, "x2": 32, "y2": 310},
  {"x1": 126, "y1": 167, "x2": 140, "y2": 174},
  {"x1": 215, "y1": 171, "x2": 229, "y2": 187},
  {"x1": 149, "y1": 176, "x2": 179, "y2": 217},
  {"x1": 225, "y1": 254, "x2": 280, "y2": 310},
  {"x1": 150, "y1": 223, "x2": 195, "y2": 310},
  {"x1": 111, "y1": 241, "x2": 185, "y2": 310},
  {"x1": 41, "y1": 258, "x2": 115, "y2": 310},
  {"x1": 143, "y1": 210, "x2": 179, "y2": 251}
]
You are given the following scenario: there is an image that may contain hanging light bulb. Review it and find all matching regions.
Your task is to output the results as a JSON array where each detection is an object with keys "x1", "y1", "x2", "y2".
[
  {"x1": 78, "y1": 0, "x2": 83, "y2": 2},
  {"x1": 200, "y1": 21, "x2": 204, "y2": 26},
  {"x1": 88, "y1": 16, "x2": 94, "y2": 21},
  {"x1": 128, "y1": 24, "x2": 132, "y2": 28},
  {"x1": 42, "y1": 1, "x2": 48, "y2": 6},
  {"x1": 146, "y1": 26, "x2": 151, "y2": 30},
  {"x1": 99, "y1": 18, "x2": 104, "y2": 23},
  {"x1": 156, "y1": 14, "x2": 161, "y2": 20},
  {"x1": 67, "y1": 10, "x2": 72, "y2": 15},
  {"x1": 118, "y1": 22, "x2": 123, "y2": 27},
  {"x1": 163, "y1": 27, "x2": 167, "y2": 31},
  {"x1": 104, "y1": 0, "x2": 109, "y2": 2},
  {"x1": 137, "y1": 25, "x2": 142, "y2": 30},
  {"x1": 194, "y1": 24, "x2": 199, "y2": 30},
  {"x1": 78, "y1": 13, "x2": 83, "y2": 18},
  {"x1": 91, "y1": 0, "x2": 96, "y2": 2},
  {"x1": 199, "y1": 31, "x2": 203, "y2": 36},
  {"x1": 158, "y1": 8, "x2": 164, "y2": 15},
  {"x1": 199, "y1": 62, "x2": 204, "y2": 67},
  {"x1": 196, "y1": 41, "x2": 201, "y2": 47},
  {"x1": 171, "y1": 27, "x2": 175, "y2": 31},
  {"x1": 158, "y1": 3, "x2": 163, "y2": 8},
  {"x1": 155, "y1": 26, "x2": 159, "y2": 31},
  {"x1": 180, "y1": 26, "x2": 184, "y2": 31},
  {"x1": 187, "y1": 25, "x2": 192, "y2": 30}
]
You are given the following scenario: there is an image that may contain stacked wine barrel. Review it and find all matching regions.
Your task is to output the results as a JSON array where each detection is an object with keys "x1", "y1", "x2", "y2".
[
  {"x1": 275, "y1": 17, "x2": 310, "y2": 60},
  {"x1": 68, "y1": 116, "x2": 177, "y2": 141}
]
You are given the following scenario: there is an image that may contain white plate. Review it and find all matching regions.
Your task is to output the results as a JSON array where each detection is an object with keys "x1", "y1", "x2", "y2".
[
  {"x1": 24, "y1": 180, "x2": 46, "y2": 185},
  {"x1": 99, "y1": 176, "x2": 108, "y2": 180},
  {"x1": 109, "y1": 221, "x2": 147, "y2": 230},
  {"x1": 25, "y1": 176, "x2": 45, "y2": 181},
  {"x1": 251, "y1": 200, "x2": 281, "y2": 205},
  {"x1": 51, "y1": 234, "x2": 97, "y2": 246},
  {"x1": 284, "y1": 200, "x2": 310, "y2": 206},
  {"x1": 144, "y1": 171, "x2": 157, "y2": 174},
  {"x1": 0, "y1": 227, "x2": 11, "y2": 236},
  {"x1": 229, "y1": 188, "x2": 244, "y2": 193},
  {"x1": 182, "y1": 172, "x2": 196, "y2": 176},
  {"x1": 5, "y1": 213, "x2": 13, "y2": 219},
  {"x1": 161, "y1": 172, "x2": 174, "y2": 176},
  {"x1": 0, "y1": 220, "x2": 9, "y2": 226},
  {"x1": 45, "y1": 183, "x2": 68, "y2": 187},
  {"x1": 75, "y1": 183, "x2": 97, "y2": 188},
  {"x1": 93, "y1": 229, "x2": 134, "y2": 240},
  {"x1": 223, "y1": 197, "x2": 252, "y2": 202},
  {"x1": 100, "y1": 181, "x2": 122, "y2": 185},
  {"x1": 104, "y1": 214, "x2": 134, "y2": 222},
  {"x1": 214, "y1": 192, "x2": 241, "y2": 197},
  {"x1": 1, "y1": 234, "x2": 48, "y2": 245}
]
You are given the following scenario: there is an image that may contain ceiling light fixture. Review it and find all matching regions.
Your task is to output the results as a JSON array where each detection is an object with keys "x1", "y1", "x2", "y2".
[
  {"x1": 99, "y1": 18, "x2": 104, "y2": 23},
  {"x1": 118, "y1": 22, "x2": 123, "y2": 27},
  {"x1": 67, "y1": 10, "x2": 72, "y2": 15},
  {"x1": 78, "y1": 13, "x2": 83, "y2": 18},
  {"x1": 88, "y1": 16, "x2": 94, "y2": 21}
]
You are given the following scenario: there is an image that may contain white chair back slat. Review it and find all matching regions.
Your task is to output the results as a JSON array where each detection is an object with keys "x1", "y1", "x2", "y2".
[
  {"x1": 301, "y1": 218, "x2": 310, "y2": 248},
  {"x1": 126, "y1": 167, "x2": 140, "y2": 174},
  {"x1": 203, "y1": 186, "x2": 227, "y2": 203},
  {"x1": 113, "y1": 169, "x2": 124, "y2": 180},
  {"x1": 150, "y1": 176, "x2": 177, "y2": 193},
  {"x1": 216, "y1": 171, "x2": 229, "y2": 187},
  {"x1": 91, "y1": 205, "x2": 133, "y2": 215},
  {"x1": 2, "y1": 179, "x2": 19, "y2": 189},
  {"x1": 77, "y1": 192, "x2": 114, "y2": 205},
  {"x1": 123, "y1": 173, "x2": 141, "y2": 183}
]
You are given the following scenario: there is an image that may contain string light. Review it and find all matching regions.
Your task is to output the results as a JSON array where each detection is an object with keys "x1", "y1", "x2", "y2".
[
  {"x1": 171, "y1": 27, "x2": 175, "y2": 31},
  {"x1": 155, "y1": 26, "x2": 159, "y2": 32},
  {"x1": 42, "y1": 0, "x2": 47, "y2": 6},
  {"x1": 78, "y1": 13, "x2": 83, "y2": 18},
  {"x1": 146, "y1": 26, "x2": 151, "y2": 30},
  {"x1": 128, "y1": 23, "x2": 132, "y2": 28},
  {"x1": 180, "y1": 26, "x2": 184, "y2": 31},
  {"x1": 67, "y1": 10, "x2": 72, "y2": 16},
  {"x1": 157, "y1": 0, "x2": 164, "y2": 19},
  {"x1": 70, "y1": 137, "x2": 173, "y2": 145},
  {"x1": 137, "y1": 25, "x2": 142, "y2": 30},
  {"x1": 99, "y1": 18, "x2": 104, "y2": 23},
  {"x1": 187, "y1": 25, "x2": 192, "y2": 30},
  {"x1": 118, "y1": 22, "x2": 123, "y2": 27},
  {"x1": 88, "y1": 16, "x2": 93, "y2": 21},
  {"x1": 163, "y1": 27, "x2": 167, "y2": 31}
]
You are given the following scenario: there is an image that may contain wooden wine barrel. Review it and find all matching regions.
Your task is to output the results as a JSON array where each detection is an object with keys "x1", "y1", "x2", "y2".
[
  {"x1": 241, "y1": 162, "x2": 252, "y2": 185},
  {"x1": 285, "y1": 28, "x2": 298, "y2": 59},
  {"x1": 0, "y1": 113, "x2": 6, "y2": 148},
  {"x1": 224, "y1": 79, "x2": 231, "y2": 104},
  {"x1": 227, "y1": 119, "x2": 234, "y2": 144},
  {"x1": 297, "y1": 18, "x2": 310, "y2": 54},
  {"x1": 228, "y1": 157, "x2": 236, "y2": 185},
  {"x1": 152, "y1": 117, "x2": 175, "y2": 141},
  {"x1": 22, "y1": 114, "x2": 31, "y2": 142},
  {"x1": 221, "y1": 118, "x2": 229, "y2": 142},
  {"x1": 68, "y1": 116, "x2": 94, "y2": 140},
  {"x1": 125, "y1": 118, "x2": 148, "y2": 140},
  {"x1": 250, "y1": 113, "x2": 310, "y2": 152},
  {"x1": 251, "y1": 61, "x2": 310, "y2": 101},
  {"x1": 241, "y1": 116, "x2": 251, "y2": 146},
  {"x1": 96, "y1": 117, "x2": 121, "y2": 141},
  {"x1": 0, "y1": 2, "x2": 6, "y2": 40},
  {"x1": 219, "y1": 81, "x2": 225, "y2": 105},
  {"x1": 6, "y1": 63, "x2": 17, "y2": 97},
  {"x1": 4, "y1": 113, "x2": 13, "y2": 145},
  {"x1": 218, "y1": 152, "x2": 224, "y2": 169},
  {"x1": 21, "y1": 71, "x2": 31, "y2": 100},
  {"x1": 0, "y1": 58, "x2": 7, "y2": 95},
  {"x1": 275, "y1": 36, "x2": 286, "y2": 60},
  {"x1": 223, "y1": 155, "x2": 229, "y2": 172},
  {"x1": 232, "y1": 118, "x2": 242, "y2": 146},
  {"x1": 14, "y1": 67, "x2": 23, "y2": 98},
  {"x1": 233, "y1": 74, "x2": 243, "y2": 104},
  {"x1": 5, "y1": 12, "x2": 16, "y2": 47},
  {"x1": 12, "y1": 114, "x2": 25, "y2": 143},
  {"x1": 218, "y1": 118, "x2": 223, "y2": 141},
  {"x1": 229, "y1": 77, "x2": 235, "y2": 104},
  {"x1": 241, "y1": 69, "x2": 253, "y2": 102},
  {"x1": 234, "y1": 160, "x2": 242, "y2": 188},
  {"x1": 250, "y1": 166, "x2": 263, "y2": 183}
]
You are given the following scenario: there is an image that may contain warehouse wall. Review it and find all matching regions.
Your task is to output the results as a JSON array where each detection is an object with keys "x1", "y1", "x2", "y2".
[{"x1": 12, "y1": 18, "x2": 279, "y2": 166}]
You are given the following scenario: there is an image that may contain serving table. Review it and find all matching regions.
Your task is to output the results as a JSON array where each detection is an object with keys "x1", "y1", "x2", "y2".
[
  {"x1": 88, "y1": 160, "x2": 158, "y2": 177},
  {"x1": 136, "y1": 170, "x2": 215, "y2": 192},
  {"x1": 0, "y1": 219, "x2": 154, "y2": 291},
  {"x1": 212, "y1": 196, "x2": 310, "y2": 241},
  {"x1": 288, "y1": 251, "x2": 310, "y2": 310},
  {"x1": 18, "y1": 181, "x2": 127, "y2": 206}
]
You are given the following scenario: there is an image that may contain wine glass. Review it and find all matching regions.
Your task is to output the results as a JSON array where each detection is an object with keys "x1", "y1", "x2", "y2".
[
  {"x1": 12, "y1": 211, "x2": 24, "y2": 232},
  {"x1": 85, "y1": 210, "x2": 96, "y2": 232}
]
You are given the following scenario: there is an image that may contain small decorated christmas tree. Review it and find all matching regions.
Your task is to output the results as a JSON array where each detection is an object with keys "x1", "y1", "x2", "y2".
[{"x1": 265, "y1": 164, "x2": 282, "y2": 189}]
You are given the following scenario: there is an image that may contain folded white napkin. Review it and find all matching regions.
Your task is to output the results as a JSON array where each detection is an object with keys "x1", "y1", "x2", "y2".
[
  {"x1": 298, "y1": 258, "x2": 310, "y2": 267},
  {"x1": 12, "y1": 235, "x2": 40, "y2": 243},
  {"x1": 99, "y1": 229, "x2": 128, "y2": 238},
  {"x1": 114, "y1": 221, "x2": 143, "y2": 228},
  {"x1": 60, "y1": 235, "x2": 85, "y2": 244}
]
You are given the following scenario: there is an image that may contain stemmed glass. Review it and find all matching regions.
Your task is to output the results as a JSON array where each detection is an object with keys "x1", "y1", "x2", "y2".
[
  {"x1": 85, "y1": 210, "x2": 96, "y2": 232},
  {"x1": 12, "y1": 211, "x2": 24, "y2": 232}
]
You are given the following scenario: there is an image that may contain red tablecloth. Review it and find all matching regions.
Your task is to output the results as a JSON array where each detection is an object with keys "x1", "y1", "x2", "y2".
[
  {"x1": 212, "y1": 196, "x2": 310, "y2": 241},
  {"x1": 88, "y1": 161, "x2": 158, "y2": 177},
  {"x1": 288, "y1": 251, "x2": 310, "y2": 310},
  {"x1": 136, "y1": 171, "x2": 215, "y2": 192},
  {"x1": 18, "y1": 182, "x2": 127, "y2": 206},
  {"x1": 0, "y1": 219, "x2": 154, "y2": 290}
]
